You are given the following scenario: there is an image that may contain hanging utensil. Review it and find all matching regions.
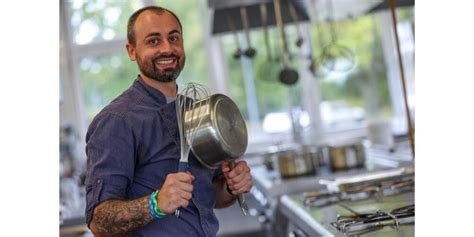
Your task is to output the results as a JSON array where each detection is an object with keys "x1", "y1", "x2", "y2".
[
  {"x1": 226, "y1": 11, "x2": 242, "y2": 60},
  {"x1": 257, "y1": 3, "x2": 280, "y2": 83},
  {"x1": 260, "y1": 3, "x2": 272, "y2": 61},
  {"x1": 240, "y1": 6, "x2": 256, "y2": 58},
  {"x1": 279, "y1": 67, "x2": 299, "y2": 85},
  {"x1": 288, "y1": 0, "x2": 304, "y2": 48},
  {"x1": 174, "y1": 83, "x2": 210, "y2": 217},
  {"x1": 319, "y1": 0, "x2": 356, "y2": 72},
  {"x1": 308, "y1": 0, "x2": 327, "y2": 76},
  {"x1": 272, "y1": 28, "x2": 282, "y2": 63},
  {"x1": 273, "y1": 0, "x2": 299, "y2": 85}
]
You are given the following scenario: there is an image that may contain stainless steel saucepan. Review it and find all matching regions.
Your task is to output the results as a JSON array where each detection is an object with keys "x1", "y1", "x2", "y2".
[{"x1": 184, "y1": 93, "x2": 249, "y2": 215}]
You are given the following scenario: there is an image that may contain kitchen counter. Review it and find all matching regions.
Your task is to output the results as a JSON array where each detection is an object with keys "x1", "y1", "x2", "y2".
[
  {"x1": 250, "y1": 142, "x2": 413, "y2": 198},
  {"x1": 279, "y1": 191, "x2": 414, "y2": 236},
  {"x1": 247, "y1": 143, "x2": 413, "y2": 237},
  {"x1": 251, "y1": 161, "x2": 412, "y2": 199}
]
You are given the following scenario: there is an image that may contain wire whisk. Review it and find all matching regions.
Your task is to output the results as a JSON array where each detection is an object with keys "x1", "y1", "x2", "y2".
[{"x1": 175, "y1": 82, "x2": 209, "y2": 217}]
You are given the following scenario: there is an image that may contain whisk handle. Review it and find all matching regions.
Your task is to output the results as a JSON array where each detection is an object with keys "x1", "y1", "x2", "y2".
[
  {"x1": 178, "y1": 161, "x2": 189, "y2": 172},
  {"x1": 175, "y1": 161, "x2": 189, "y2": 218}
]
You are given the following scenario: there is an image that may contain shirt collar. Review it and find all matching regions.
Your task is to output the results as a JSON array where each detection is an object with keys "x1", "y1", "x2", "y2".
[{"x1": 134, "y1": 75, "x2": 168, "y2": 105}]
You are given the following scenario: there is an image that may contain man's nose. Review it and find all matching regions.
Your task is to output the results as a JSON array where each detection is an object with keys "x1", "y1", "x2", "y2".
[{"x1": 158, "y1": 40, "x2": 173, "y2": 54}]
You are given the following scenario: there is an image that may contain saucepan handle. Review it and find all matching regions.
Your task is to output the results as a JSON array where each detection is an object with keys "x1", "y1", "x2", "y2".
[{"x1": 229, "y1": 160, "x2": 249, "y2": 216}]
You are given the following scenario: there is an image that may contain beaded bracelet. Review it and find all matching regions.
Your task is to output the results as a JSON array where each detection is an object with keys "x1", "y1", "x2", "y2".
[{"x1": 149, "y1": 190, "x2": 166, "y2": 219}]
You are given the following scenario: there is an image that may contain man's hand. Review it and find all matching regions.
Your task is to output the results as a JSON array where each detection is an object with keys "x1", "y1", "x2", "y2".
[
  {"x1": 157, "y1": 172, "x2": 195, "y2": 213},
  {"x1": 221, "y1": 160, "x2": 252, "y2": 196}
]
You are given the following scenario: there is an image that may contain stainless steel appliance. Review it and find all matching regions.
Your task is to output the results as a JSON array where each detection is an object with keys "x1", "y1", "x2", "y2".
[
  {"x1": 279, "y1": 167, "x2": 415, "y2": 237},
  {"x1": 327, "y1": 142, "x2": 366, "y2": 171}
]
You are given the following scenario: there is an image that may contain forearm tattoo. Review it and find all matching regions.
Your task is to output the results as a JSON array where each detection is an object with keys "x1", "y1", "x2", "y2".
[{"x1": 92, "y1": 196, "x2": 153, "y2": 236}]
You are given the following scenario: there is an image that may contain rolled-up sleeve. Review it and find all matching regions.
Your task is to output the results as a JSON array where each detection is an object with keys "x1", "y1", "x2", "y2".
[{"x1": 84, "y1": 112, "x2": 136, "y2": 225}]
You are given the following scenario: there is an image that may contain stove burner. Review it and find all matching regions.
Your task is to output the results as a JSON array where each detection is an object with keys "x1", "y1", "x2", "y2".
[
  {"x1": 304, "y1": 176, "x2": 414, "y2": 207},
  {"x1": 331, "y1": 204, "x2": 415, "y2": 235}
]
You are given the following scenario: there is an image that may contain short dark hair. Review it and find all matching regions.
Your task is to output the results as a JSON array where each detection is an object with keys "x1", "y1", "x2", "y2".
[{"x1": 127, "y1": 6, "x2": 183, "y2": 46}]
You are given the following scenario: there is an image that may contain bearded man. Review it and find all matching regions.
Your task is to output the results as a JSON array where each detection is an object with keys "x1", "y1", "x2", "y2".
[{"x1": 84, "y1": 6, "x2": 253, "y2": 237}]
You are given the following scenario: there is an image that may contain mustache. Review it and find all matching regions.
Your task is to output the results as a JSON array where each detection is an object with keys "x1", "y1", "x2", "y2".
[{"x1": 152, "y1": 53, "x2": 179, "y2": 62}]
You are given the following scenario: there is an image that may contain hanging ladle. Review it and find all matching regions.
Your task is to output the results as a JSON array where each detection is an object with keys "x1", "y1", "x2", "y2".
[
  {"x1": 240, "y1": 6, "x2": 257, "y2": 58},
  {"x1": 288, "y1": 0, "x2": 304, "y2": 48},
  {"x1": 273, "y1": 0, "x2": 298, "y2": 85},
  {"x1": 226, "y1": 11, "x2": 242, "y2": 59}
]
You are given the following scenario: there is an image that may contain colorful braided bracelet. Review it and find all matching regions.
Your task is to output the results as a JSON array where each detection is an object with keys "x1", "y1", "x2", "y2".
[{"x1": 148, "y1": 190, "x2": 166, "y2": 219}]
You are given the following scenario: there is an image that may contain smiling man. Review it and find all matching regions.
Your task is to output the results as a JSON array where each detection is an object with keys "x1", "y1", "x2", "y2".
[{"x1": 84, "y1": 6, "x2": 253, "y2": 237}]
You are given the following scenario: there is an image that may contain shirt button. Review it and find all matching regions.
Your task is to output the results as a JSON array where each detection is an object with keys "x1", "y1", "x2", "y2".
[{"x1": 96, "y1": 179, "x2": 101, "y2": 184}]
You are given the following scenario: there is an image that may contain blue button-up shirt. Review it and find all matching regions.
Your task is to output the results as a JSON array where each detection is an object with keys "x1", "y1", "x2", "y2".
[{"x1": 85, "y1": 76, "x2": 222, "y2": 237}]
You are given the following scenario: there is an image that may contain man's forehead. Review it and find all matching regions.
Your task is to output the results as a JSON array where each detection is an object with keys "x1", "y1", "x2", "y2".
[{"x1": 135, "y1": 10, "x2": 181, "y2": 32}]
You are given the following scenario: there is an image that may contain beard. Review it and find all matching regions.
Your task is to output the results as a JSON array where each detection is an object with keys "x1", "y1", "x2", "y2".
[{"x1": 136, "y1": 53, "x2": 185, "y2": 83}]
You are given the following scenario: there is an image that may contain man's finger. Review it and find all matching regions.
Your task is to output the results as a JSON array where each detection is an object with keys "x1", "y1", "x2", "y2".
[
  {"x1": 175, "y1": 172, "x2": 195, "y2": 183},
  {"x1": 230, "y1": 175, "x2": 251, "y2": 190},
  {"x1": 228, "y1": 163, "x2": 250, "y2": 179},
  {"x1": 180, "y1": 182, "x2": 194, "y2": 193},
  {"x1": 180, "y1": 190, "x2": 193, "y2": 200},
  {"x1": 221, "y1": 161, "x2": 231, "y2": 173}
]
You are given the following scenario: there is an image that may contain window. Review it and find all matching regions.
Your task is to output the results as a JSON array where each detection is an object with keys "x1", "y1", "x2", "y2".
[
  {"x1": 220, "y1": 25, "x2": 305, "y2": 139},
  {"x1": 79, "y1": 53, "x2": 136, "y2": 122},
  {"x1": 218, "y1": 6, "x2": 414, "y2": 140},
  {"x1": 309, "y1": 14, "x2": 392, "y2": 128},
  {"x1": 69, "y1": 0, "x2": 141, "y2": 44},
  {"x1": 66, "y1": 0, "x2": 212, "y2": 123}
]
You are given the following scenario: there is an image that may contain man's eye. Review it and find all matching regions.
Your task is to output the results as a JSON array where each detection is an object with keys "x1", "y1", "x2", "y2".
[
  {"x1": 169, "y1": 36, "x2": 179, "y2": 42},
  {"x1": 148, "y1": 39, "x2": 159, "y2": 45}
]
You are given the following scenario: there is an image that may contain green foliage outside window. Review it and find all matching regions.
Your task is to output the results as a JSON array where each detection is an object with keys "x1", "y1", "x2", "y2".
[
  {"x1": 79, "y1": 53, "x2": 137, "y2": 121},
  {"x1": 223, "y1": 6, "x2": 413, "y2": 127}
]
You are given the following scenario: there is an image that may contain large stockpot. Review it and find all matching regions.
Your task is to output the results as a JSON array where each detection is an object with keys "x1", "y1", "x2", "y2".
[
  {"x1": 186, "y1": 94, "x2": 248, "y2": 169},
  {"x1": 277, "y1": 149, "x2": 315, "y2": 178},
  {"x1": 328, "y1": 143, "x2": 365, "y2": 171},
  {"x1": 267, "y1": 145, "x2": 322, "y2": 179},
  {"x1": 302, "y1": 145, "x2": 327, "y2": 167}
]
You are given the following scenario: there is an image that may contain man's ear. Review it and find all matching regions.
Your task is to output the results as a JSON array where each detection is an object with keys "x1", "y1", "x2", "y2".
[{"x1": 126, "y1": 43, "x2": 137, "y2": 61}]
